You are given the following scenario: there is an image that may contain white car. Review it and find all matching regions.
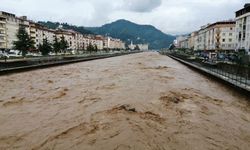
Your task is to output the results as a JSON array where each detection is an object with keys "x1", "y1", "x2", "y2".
[{"x1": 7, "y1": 51, "x2": 22, "y2": 58}]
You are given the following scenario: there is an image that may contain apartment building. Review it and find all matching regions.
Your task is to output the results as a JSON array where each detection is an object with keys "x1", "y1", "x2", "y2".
[
  {"x1": 0, "y1": 11, "x2": 20, "y2": 50},
  {"x1": 196, "y1": 25, "x2": 209, "y2": 50},
  {"x1": 55, "y1": 29, "x2": 77, "y2": 50},
  {"x1": 74, "y1": 32, "x2": 85, "y2": 50},
  {"x1": 179, "y1": 37, "x2": 189, "y2": 49},
  {"x1": 128, "y1": 41, "x2": 148, "y2": 50},
  {"x1": 0, "y1": 11, "x2": 126, "y2": 51},
  {"x1": 189, "y1": 31, "x2": 198, "y2": 50},
  {"x1": 29, "y1": 22, "x2": 56, "y2": 49},
  {"x1": 137, "y1": 44, "x2": 149, "y2": 50},
  {"x1": 105, "y1": 37, "x2": 125, "y2": 50},
  {"x1": 206, "y1": 21, "x2": 236, "y2": 51},
  {"x1": 175, "y1": 36, "x2": 187, "y2": 48},
  {"x1": 235, "y1": 4, "x2": 250, "y2": 54},
  {"x1": 178, "y1": 21, "x2": 236, "y2": 52},
  {"x1": 0, "y1": 13, "x2": 6, "y2": 49}
]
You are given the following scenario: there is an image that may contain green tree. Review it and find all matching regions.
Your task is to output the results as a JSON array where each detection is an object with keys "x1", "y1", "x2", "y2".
[
  {"x1": 169, "y1": 44, "x2": 175, "y2": 51},
  {"x1": 87, "y1": 44, "x2": 94, "y2": 53},
  {"x1": 13, "y1": 26, "x2": 35, "y2": 56},
  {"x1": 53, "y1": 36, "x2": 61, "y2": 54},
  {"x1": 39, "y1": 38, "x2": 52, "y2": 56},
  {"x1": 94, "y1": 44, "x2": 98, "y2": 52},
  {"x1": 60, "y1": 36, "x2": 68, "y2": 53},
  {"x1": 134, "y1": 45, "x2": 140, "y2": 50}
]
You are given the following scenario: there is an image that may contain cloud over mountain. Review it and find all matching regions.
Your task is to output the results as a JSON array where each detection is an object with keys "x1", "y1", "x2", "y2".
[
  {"x1": 0, "y1": 0, "x2": 246, "y2": 34},
  {"x1": 123, "y1": 0, "x2": 162, "y2": 12}
]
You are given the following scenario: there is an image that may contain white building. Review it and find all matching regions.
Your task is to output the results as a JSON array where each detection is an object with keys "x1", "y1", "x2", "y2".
[
  {"x1": 137, "y1": 44, "x2": 149, "y2": 50},
  {"x1": 0, "y1": 11, "x2": 126, "y2": 52},
  {"x1": 196, "y1": 25, "x2": 209, "y2": 51},
  {"x1": 128, "y1": 41, "x2": 148, "y2": 50},
  {"x1": 55, "y1": 29, "x2": 77, "y2": 50},
  {"x1": 206, "y1": 21, "x2": 236, "y2": 51},
  {"x1": 29, "y1": 22, "x2": 56, "y2": 49},
  {"x1": 0, "y1": 11, "x2": 21, "y2": 50},
  {"x1": 189, "y1": 32, "x2": 198, "y2": 50},
  {"x1": 235, "y1": 4, "x2": 250, "y2": 54},
  {"x1": 176, "y1": 36, "x2": 187, "y2": 48}
]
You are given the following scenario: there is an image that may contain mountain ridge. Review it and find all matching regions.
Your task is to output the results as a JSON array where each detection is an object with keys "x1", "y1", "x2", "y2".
[
  {"x1": 86, "y1": 19, "x2": 175, "y2": 49},
  {"x1": 39, "y1": 19, "x2": 175, "y2": 49}
]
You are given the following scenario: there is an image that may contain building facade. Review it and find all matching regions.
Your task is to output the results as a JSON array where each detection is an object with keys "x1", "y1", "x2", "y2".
[
  {"x1": 29, "y1": 22, "x2": 56, "y2": 49},
  {"x1": 178, "y1": 21, "x2": 236, "y2": 52},
  {"x1": 236, "y1": 4, "x2": 250, "y2": 54},
  {"x1": 196, "y1": 25, "x2": 208, "y2": 51},
  {"x1": 0, "y1": 11, "x2": 19, "y2": 50},
  {"x1": 189, "y1": 32, "x2": 198, "y2": 50},
  {"x1": 0, "y1": 11, "x2": 126, "y2": 52},
  {"x1": 206, "y1": 21, "x2": 236, "y2": 51}
]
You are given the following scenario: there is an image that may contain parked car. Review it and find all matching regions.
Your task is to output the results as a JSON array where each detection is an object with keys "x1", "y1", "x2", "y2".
[{"x1": 7, "y1": 52, "x2": 22, "y2": 58}]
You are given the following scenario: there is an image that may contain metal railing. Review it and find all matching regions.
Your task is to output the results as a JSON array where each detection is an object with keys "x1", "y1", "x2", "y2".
[{"x1": 161, "y1": 52, "x2": 250, "y2": 91}]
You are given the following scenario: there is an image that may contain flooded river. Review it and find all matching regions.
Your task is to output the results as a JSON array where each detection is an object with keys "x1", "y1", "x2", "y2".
[{"x1": 0, "y1": 52, "x2": 249, "y2": 150}]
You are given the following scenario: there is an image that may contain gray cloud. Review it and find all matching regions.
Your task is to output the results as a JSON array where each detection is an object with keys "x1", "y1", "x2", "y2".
[
  {"x1": 123, "y1": 0, "x2": 162, "y2": 12},
  {"x1": 0, "y1": 0, "x2": 246, "y2": 34}
]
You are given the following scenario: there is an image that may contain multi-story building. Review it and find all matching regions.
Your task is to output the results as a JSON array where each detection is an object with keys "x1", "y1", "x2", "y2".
[
  {"x1": 175, "y1": 36, "x2": 187, "y2": 48},
  {"x1": 74, "y1": 32, "x2": 85, "y2": 50},
  {"x1": 188, "y1": 31, "x2": 198, "y2": 50},
  {"x1": 29, "y1": 22, "x2": 56, "y2": 49},
  {"x1": 128, "y1": 41, "x2": 148, "y2": 50},
  {"x1": 137, "y1": 44, "x2": 148, "y2": 50},
  {"x1": 206, "y1": 21, "x2": 236, "y2": 51},
  {"x1": 196, "y1": 25, "x2": 209, "y2": 50},
  {"x1": 235, "y1": 4, "x2": 250, "y2": 54},
  {"x1": 179, "y1": 37, "x2": 189, "y2": 49},
  {"x1": 104, "y1": 37, "x2": 125, "y2": 50},
  {"x1": 0, "y1": 11, "x2": 126, "y2": 52},
  {"x1": 0, "y1": 11, "x2": 19, "y2": 50},
  {"x1": 0, "y1": 13, "x2": 7, "y2": 50},
  {"x1": 93, "y1": 36, "x2": 104, "y2": 50},
  {"x1": 55, "y1": 29, "x2": 76, "y2": 50}
]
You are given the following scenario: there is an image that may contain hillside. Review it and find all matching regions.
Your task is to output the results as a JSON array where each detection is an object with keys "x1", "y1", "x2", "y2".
[
  {"x1": 38, "y1": 20, "x2": 175, "y2": 49},
  {"x1": 38, "y1": 21, "x2": 93, "y2": 35},
  {"x1": 86, "y1": 19, "x2": 175, "y2": 49}
]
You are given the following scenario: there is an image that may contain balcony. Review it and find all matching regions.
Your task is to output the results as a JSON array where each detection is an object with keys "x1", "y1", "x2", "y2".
[
  {"x1": 0, "y1": 37, "x2": 6, "y2": 42},
  {"x1": 0, "y1": 20, "x2": 6, "y2": 24},
  {"x1": 0, "y1": 30, "x2": 5, "y2": 36}
]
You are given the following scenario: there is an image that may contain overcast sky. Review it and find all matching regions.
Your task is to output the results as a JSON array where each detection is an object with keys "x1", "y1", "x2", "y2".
[{"x1": 0, "y1": 0, "x2": 246, "y2": 35}]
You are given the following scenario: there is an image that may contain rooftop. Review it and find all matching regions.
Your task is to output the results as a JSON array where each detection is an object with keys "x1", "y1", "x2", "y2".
[{"x1": 236, "y1": 4, "x2": 250, "y2": 17}]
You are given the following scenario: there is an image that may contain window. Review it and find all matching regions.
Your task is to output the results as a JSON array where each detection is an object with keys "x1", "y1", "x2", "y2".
[
  {"x1": 229, "y1": 39, "x2": 232, "y2": 42},
  {"x1": 230, "y1": 27, "x2": 233, "y2": 30},
  {"x1": 229, "y1": 33, "x2": 233, "y2": 36},
  {"x1": 222, "y1": 33, "x2": 226, "y2": 36},
  {"x1": 222, "y1": 39, "x2": 225, "y2": 42}
]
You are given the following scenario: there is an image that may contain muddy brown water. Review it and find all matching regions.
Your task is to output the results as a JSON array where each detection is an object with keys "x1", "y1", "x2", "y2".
[{"x1": 0, "y1": 52, "x2": 249, "y2": 150}]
